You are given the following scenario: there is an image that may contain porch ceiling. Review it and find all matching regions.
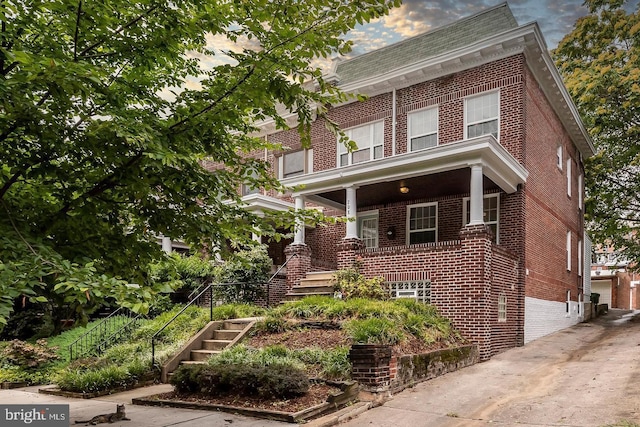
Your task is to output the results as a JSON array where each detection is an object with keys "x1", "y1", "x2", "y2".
[{"x1": 282, "y1": 135, "x2": 528, "y2": 211}]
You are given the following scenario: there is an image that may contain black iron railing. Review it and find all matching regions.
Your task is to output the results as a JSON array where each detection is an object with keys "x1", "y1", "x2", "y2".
[{"x1": 68, "y1": 307, "x2": 144, "y2": 361}]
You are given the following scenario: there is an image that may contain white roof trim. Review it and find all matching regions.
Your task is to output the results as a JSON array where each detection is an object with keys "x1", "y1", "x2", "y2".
[
  {"x1": 237, "y1": 194, "x2": 294, "y2": 214},
  {"x1": 282, "y1": 135, "x2": 528, "y2": 197}
]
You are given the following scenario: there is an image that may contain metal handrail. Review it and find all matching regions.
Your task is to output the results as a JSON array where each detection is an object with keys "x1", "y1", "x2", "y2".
[{"x1": 67, "y1": 307, "x2": 138, "y2": 361}]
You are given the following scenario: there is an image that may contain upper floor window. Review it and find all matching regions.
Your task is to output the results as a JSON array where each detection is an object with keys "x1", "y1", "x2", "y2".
[
  {"x1": 463, "y1": 193, "x2": 500, "y2": 243},
  {"x1": 407, "y1": 202, "x2": 438, "y2": 244},
  {"x1": 566, "y1": 231, "x2": 572, "y2": 271},
  {"x1": 566, "y1": 158, "x2": 572, "y2": 197},
  {"x1": 338, "y1": 121, "x2": 384, "y2": 167},
  {"x1": 557, "y1": 145, "x2": 563, "y2": 170},
  {"x1": 358, "y1": 211, "x2": 379, "y2": 249},
  {"x1": 465, "y1": 91, "x2": 499, "y2": 139},
  {"x1": 278, "y1": 149, "x2": 312, "y2": 179},
  {"x1": 408, "y1": 107, "x2": 438, "y2": 151},
  {"x1": 242, "y1": 170, "x2": 260, "y2": 196}
]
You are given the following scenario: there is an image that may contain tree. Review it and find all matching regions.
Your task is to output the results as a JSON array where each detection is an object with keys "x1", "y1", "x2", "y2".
[
  {"x1": 553, "y1": 0, "x2": 640, "y2": 263},
  {"x1": 0, "y1": 0, "x2": 400, "y2": 331}
]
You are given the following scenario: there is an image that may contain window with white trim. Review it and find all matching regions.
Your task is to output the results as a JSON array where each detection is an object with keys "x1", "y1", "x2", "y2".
[
  {"x1": 566, "y1": 231, "x2": 572, "y2": 271},
  {"x1": 358, "y1": 211, "x2": 379, "y2": 249},
  {"x1": 407, "y1": 202, "x2": 438, "y2": 244},
  {"x1": 578, "y1": 173, "x2": 583, "y2": 210},
  {"x1": 578, "y1": 239, "x2": 583, "y2": 277},
  {"x1": 566, "y1": 290, "x2": 571, "y2": 314},
  {"x1": 242, "y1": 170, "x2": 260, "y2": 196},
  {"x1": 338, "y1": 121, "x2": 384, "y2": 167},
  {"x1": 498, "y1": 293, "x2": 507, "y2": 322},
  {"x1": 557, "y1": 145, "x2": 563, "y2": 170},
  {"x1": 463, "y1": 194, "x2": 500, "y2": 243},
  {"x1": 566, "y1": 158, "x2": 572, "y2": 197},
  {"x1": 465, "y1": 91, "x2": 499, "y2": 139},
  {"x1": 408, "y1": 107, "x2": 438, "y2": 151},
  {"x1": 279, "y1": 149, "x2": 312, "y2": 179}
]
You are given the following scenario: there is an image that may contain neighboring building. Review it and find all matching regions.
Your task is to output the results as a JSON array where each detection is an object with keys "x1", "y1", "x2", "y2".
[
  {"x1": 591, "y1": 244, "x2": 638, "y2": 311},
  {"x1": 226, "y1": 3, "x2": 594, "y2": 360}
]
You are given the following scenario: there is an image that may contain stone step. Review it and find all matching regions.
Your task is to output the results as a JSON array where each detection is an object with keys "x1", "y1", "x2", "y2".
[
  {"x1": 212, "y1": 329, "x2": 241, "y2": 340},
  {"x1": 180, "y1": 360, "x2": 206, "y2": 366},
  {"x1": 284, "y1": 291, "x2": 334, "y2": 301},
  {"x1": 305, "y1": 271, "x2": 337, "y2": 281},
  {"x1": 289, "y1": 284, "x2": 334, "y2": 294},
  {"x1": 223, "y1": 320, "x2": 250, "y2": 330},
  {"x1": 190, "y1": 349, "x2": 222, "y2": 362},
  {"x1": 201, "y1": 339, "x2": 233, "y2": 351}
]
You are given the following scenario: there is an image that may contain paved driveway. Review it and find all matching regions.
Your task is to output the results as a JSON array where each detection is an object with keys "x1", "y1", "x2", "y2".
[{"x1": 341, "y1": 309, "x2": 640, "y2": 427}]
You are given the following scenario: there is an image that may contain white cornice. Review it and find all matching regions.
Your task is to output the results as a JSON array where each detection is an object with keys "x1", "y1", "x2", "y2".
[
  {"x1": 282, "y1": 135, "x2": 528, "y2": 197},
  {"x1": 237, "y1": 194, "x2": 294, "y2": 214}
]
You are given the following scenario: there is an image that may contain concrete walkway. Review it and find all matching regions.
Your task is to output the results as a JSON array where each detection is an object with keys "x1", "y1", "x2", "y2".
[{"x1": 340, "y1": 309, "x2": 640, "y2": 427}]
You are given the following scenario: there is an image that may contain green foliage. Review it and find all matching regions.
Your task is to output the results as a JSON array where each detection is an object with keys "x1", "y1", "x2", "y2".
[
  {"x1": 150, "y1": 254, "x2": 217, "y2": 294},
  {"x1": 0, "y1": 0, "x2": 400, "y2": 330},
  {"x1": 343, "y1": 318, "x2": 403, "y2": 345},
  {"x1": 172, "y1": 362, "x2": 309, "y2": 399},
  {"x1": 214, "y1": 246, "x2": 272, "y2": 304},
  {"x1": 333, "y1": 268, "x2": 389, "y2": 300},
  {"x1": 1, "y1": 339, "x2": 59, "y2": 369},
  {"x1": 553, "y1": 0, "x2": 640, "y2": 260},
  {"x1": 54, "y1": 365, "x2": 131, "y2": 394}
]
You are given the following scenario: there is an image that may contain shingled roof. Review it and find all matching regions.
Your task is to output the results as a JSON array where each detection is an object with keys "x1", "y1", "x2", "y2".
[{"x1": 335, "y1": 2, "x2": 519, "y2": 85}]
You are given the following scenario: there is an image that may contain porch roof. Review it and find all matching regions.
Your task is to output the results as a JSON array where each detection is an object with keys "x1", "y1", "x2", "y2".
[{"x1": 282, "y1": 135, "x2": 528, "y2": 208}]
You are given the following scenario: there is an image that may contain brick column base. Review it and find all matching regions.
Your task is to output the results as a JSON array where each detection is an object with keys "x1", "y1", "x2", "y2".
[
  {"x1": 284, "y1": 244, "x2": 311, "y2": 292},
  {"x1": 337, "y1": 238, "x2": 366, "y2": 270},
  {"x1": 349, "y1": 344, "x2": 392, "y2": 391}
]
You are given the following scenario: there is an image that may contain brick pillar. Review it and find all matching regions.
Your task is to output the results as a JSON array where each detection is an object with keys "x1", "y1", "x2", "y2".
[
  {"x1": 284, "y1": 244, "x2": 311, "y2": 291},
  {"x1": 454, "y1": 224, "x2": 493, "y2": 360},
  {"x1": 337, "y1": 238, "x2": 365, "y2": 270},
  {"x1": 349, "y1": 344, "x2": 392, "y2": 391}
]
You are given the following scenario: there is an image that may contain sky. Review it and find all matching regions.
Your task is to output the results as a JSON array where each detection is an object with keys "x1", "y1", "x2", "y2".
[{"x1": 347, "y1": 0, "x2": 639, "y2": 56}]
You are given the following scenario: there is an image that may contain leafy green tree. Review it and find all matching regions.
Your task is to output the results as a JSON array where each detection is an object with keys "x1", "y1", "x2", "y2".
[
  {"x1": 553, "y1": 0, "x2": 640, "y2": 261},
  {"x1": 0, "y1": 0, "x2": 400, "y2": 331}
]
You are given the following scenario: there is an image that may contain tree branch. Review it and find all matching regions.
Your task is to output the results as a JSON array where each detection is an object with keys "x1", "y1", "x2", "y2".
[{"x1": 73, "y1": 0, "x2": 82, "y2": 61}]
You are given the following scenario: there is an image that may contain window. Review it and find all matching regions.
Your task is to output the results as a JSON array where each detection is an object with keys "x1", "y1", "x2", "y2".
[
  {"x1": 566, "y1": 231, "x2": 572, "y2": 271},
  {"x1": 358, "y1": 211, "x2": 379, "y2": 249},
  {"x1": 279, "y1": 149, "x2": 312, "y2": 179},
  {"x1": 578, "y1": 173, "x2": 583, "y2": 210},
  {"x1": 338, "y1": 121, "x2": 384, "y2": 166},
  {"x1": 566, "y1": 158, "x2": 572, "y2": 197},
  {"x1": 498, "y1": 293, "x2": 507, "y2": 322},
  {"x1": 242, "y1": 170, "x2": 260, "y2": 196},
  {"x1": 408, "y1": 107, "x2": 438, "y2": 151},
  {"x1": 463, "y1": 194, "x2": 500, "y2": 243},
  {"x1": 557, "y1": 145, "x2": 563, "y2": 170},
  {"x1": 407, "y1": 203, "x2": 438, "y2": 244},
  {"x1": 465, "y1": 91, "x2": 499, "y2": 139},
  {"x1": 578, "y1": 239, "x2": 583, "y2": 277},
  {"x1": 566, "y1": 290, "x2": 571, "y2": 314}
]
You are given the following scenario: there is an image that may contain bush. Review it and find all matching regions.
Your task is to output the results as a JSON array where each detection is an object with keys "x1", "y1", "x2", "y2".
[
  {"x1": 2, "y1": 339, "x2": 59, "y2": 369},
  {"x1": 333, "y1": 268, "x2": 388, "y2": 300},
  {"x1": 171, "y1": 363, "x2": 309, "y2": 399},
  {"x1": 214, "y1": 246, "x2": 272, "y2": 304},
  {"x1": 344, "y1": 317, "x2": 404, "y2": 345}
]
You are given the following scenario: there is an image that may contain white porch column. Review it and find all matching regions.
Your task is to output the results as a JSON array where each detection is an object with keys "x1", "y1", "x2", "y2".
[
  {"x1": 161, "y1": 236, "x2": 172, "y2": 254},
  {"x1": 293, "y1": 196, "x2": 305, "y2": 245},
  {"x1": 469, "y1": 164, "x2": 484, "y2": 225},
  {"x1": 345, "y1": 185, "x2": 359, "y2": 239}
]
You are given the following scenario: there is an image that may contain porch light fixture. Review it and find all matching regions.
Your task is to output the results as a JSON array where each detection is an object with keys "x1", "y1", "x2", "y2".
[{"x1": 399, "y1": 181, "x2": 410, "y2": 194}]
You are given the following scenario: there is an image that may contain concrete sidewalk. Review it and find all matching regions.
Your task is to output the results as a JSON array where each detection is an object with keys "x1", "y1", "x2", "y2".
[{"x1": 0, "y1": 383, "x2": 290, "y2": 426}]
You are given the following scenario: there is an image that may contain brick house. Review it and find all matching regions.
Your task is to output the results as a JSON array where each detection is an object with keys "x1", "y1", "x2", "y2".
[
  {"x1": 591, "y1": 245, "x2": 638, "y2": 311},
  {"x1": 236, "y1": 3, "x2": 595, "y2": 360}
]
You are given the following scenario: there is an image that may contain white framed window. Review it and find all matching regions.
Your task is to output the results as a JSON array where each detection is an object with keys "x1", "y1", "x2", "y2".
[
  {"x1": 408, "y1": 107, "x2": 438, "y2": 151},
  {"x1": 557, "y1": 145, "x2": 563, "y2": 170},
  {"x1": 566, "y1": 231, "x2": 572, "y2": 271},
  {"x1": 465, "y1": 91, "x2": 499, "y2": 140},
  {"x1": 338, "y1": 121, "x2": 384, "y2": 167},
  {"x1": 242, "y1": 170, "x2": 260, "y2": 196},
  {"x1": 566, "y1": 290, "x2": 571, "y2": 314},
  {"x1": 407, "y1": 202, "x2": 438, "y2": 244},
  {"x1": 498, "y1": 293, "x2": 507, "y2": 322},
  {"x1": 358, "y1": 210, "x2": 379, "y2": 249},
  {"x1": 462, "y1": 193, "x2": 500, "y2": 243},
  {"x1": 578, "y1": 239, "x2": 583, "y2": 277},
  {"x1": 278, "y1": 149, "x2": 312, "y2": 179},
  {"x1": 578, "y1": 173, "x2": 583, "y2": 210},
  {"x1": 566, "y1": 158, "x2": 572, "y2": 197}
]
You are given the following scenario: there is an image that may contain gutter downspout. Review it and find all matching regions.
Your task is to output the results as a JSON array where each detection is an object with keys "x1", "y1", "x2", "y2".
[{"x1": 392, "y1": 88, "x2": 397, "y2": 157}]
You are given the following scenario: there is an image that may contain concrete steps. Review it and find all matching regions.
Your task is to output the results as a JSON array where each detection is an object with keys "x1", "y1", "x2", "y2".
[{"x1": 284, "y1": 271, "x2": 336, "y2": 301}]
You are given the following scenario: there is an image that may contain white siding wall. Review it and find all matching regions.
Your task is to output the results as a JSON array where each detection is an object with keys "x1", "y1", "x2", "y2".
[{"x1": 524, "y1": 296, "x2": 581, "y2": 343}]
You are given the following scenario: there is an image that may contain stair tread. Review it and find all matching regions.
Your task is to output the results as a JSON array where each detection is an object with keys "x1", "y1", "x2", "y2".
[
  {"x1": 202, "y1": 339, "x2": 233, "y2": 343},
  {"x1": 191, "y1": 349, "x2": 222, "y2": 353}
]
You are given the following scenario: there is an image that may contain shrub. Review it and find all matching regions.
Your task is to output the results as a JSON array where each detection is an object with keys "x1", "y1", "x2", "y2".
[
  {"x1": 171, "y1": 363, "x2": 309, "y2": 399},
  {"x1": 2, "y1": 339, "x2": 59, "y2": 369},
  {"x1": 333, "y1": 268, "x2": 388, "y2": 300},
  {"x1": 56, "y1": 365, "x2": 130, "y2": 393},
  {"x1": 214, "y1": 246, "x2": 272, "y2": 304}
]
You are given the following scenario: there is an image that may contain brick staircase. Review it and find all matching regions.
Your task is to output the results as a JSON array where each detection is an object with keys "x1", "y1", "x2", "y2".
[
  {"x1": 284, "y1": 271, "x2": 336, "y2": 301},
  {"x1": 161, "y1": 318, "x2": 257, "y2": 383}
]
